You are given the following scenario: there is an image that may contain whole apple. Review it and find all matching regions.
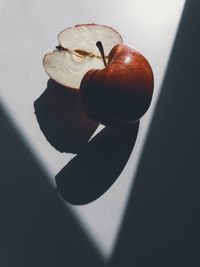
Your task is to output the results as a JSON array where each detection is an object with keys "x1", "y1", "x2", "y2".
[{"x1": 80, "y1": 43, "x2": 154, "y2": 127}]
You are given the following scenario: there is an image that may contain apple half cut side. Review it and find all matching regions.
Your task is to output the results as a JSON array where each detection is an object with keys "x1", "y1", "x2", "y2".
[{"x1": 43, "y1": 24, "x2": 123, "y2": 91}]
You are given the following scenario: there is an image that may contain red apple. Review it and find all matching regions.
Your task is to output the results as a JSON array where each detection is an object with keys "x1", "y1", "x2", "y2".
[
  {"x1": 43, "y1": 24, "x2": 153, "y2": 127},
  {"x1": 43, "y1": 24, "x2": 122, "y2": 92},
  {"x1": 80, "y1": 43, "x2": 154, "y2": 126}
]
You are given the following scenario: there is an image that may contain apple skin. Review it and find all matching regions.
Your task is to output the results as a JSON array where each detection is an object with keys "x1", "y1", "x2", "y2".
[{"x1": 80, "y1": 44, "x2": 154, "y2": 127}]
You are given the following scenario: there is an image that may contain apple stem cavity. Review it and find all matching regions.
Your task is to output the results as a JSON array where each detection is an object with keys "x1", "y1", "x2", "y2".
[{"x1": 96, "y1": 41, "x2": 107, "y2": 67}]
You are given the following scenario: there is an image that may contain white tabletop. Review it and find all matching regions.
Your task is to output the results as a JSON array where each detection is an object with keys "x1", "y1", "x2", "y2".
[{"x1": 0, "y1": 0, "x2": 185, "y2": 262}]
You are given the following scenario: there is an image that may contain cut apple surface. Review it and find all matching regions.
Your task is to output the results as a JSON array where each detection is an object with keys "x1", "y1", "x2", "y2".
[{"x1": 43, "y1": 24, "x2": 123, "y2": 90}]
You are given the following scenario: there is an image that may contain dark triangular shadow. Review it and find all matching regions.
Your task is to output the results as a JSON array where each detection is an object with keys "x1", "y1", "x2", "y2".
[
  {"x1": 109, "y1": 1, "x2": 200, "y2": 267},
  {"x1": 56, "y1": 122, "x2": 139, "y2": 205},
  {"x1": 0, "y1": 104, "x2": 103, "y2": 267}
]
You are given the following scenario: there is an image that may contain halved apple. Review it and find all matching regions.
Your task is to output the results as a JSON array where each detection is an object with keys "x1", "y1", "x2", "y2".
[
  {"x1": 43, "y1": 24, "x2": 123, "y2": 91},
  {"x1": 43, "y1": 24, "x2": 153, "y2": 127}
]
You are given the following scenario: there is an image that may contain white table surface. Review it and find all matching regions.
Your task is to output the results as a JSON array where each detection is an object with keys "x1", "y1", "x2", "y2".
[{"x1": 0, "y1": 0, "x2": 185, "y2": 261}]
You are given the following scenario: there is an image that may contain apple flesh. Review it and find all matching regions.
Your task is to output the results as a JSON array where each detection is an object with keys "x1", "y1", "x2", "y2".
[
  {"x1": 80, "y1": 44, "x2": 154, "y2": 126},
  {"x1": 43, "y1": 24, "x2": 122, "y2": 90}
]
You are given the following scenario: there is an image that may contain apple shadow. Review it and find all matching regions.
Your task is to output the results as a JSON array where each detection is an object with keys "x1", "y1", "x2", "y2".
[
  {"x1": 35, "y1": 79, "x2": 139, "y2": 205},
  {"x1": 56, "y1": 122, "x2": 139, "y2": 205},
  {"x1": 34, "y1": 79, "x2": 99, "y2": 154}
]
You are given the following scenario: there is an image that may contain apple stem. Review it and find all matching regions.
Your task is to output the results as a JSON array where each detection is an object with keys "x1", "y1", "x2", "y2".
[{"x1": 96, "y1": 41, "x2": 107, "y2": 67}]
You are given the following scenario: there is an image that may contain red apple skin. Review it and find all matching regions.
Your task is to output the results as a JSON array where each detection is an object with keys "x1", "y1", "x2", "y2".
[{"x1": 80, "y1": 44, "x2": 154, "y2": 127}]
